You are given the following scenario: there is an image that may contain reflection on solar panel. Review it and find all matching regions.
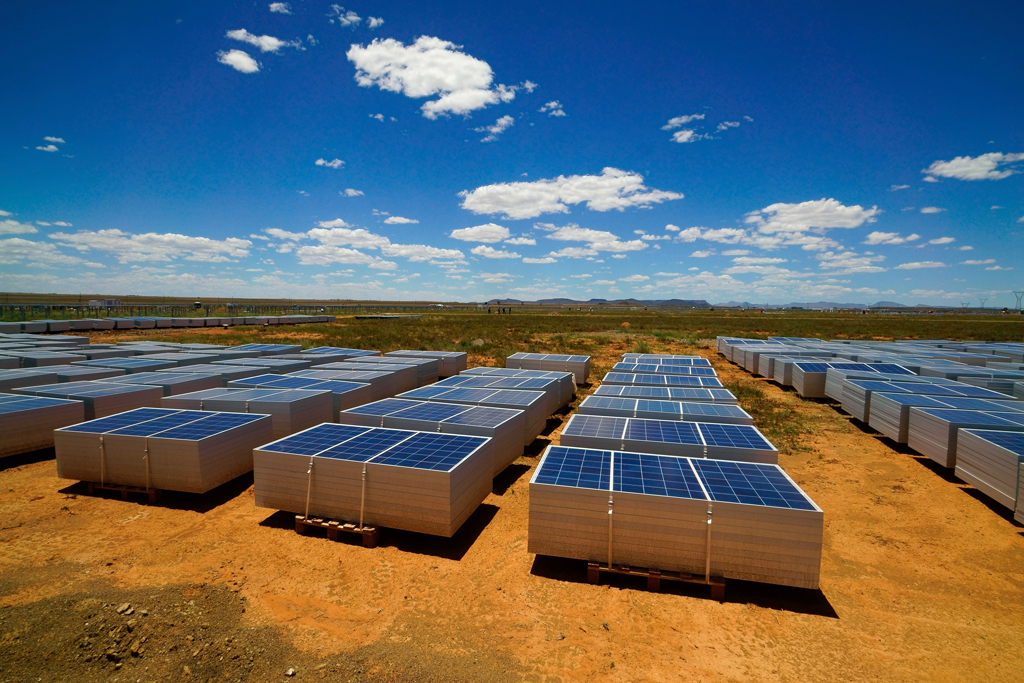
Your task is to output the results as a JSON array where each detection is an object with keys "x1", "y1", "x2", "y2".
[
  {"x1": 700, "y1": 422, "x2": 774, "y2": 450},
  {"x1": 625, "y1": 419, "x2": 701, "y2": 445},
  {"x1": 691, "y1": 460, "x2": 817, "y2": 510},
  {"x1": 563, "y1": 414, "x2": 627, "y2": 439},
  {"x1": 60, "y1": 407, "x2": 178, "y2": 433},
  {"x1": 391, "y1": 402, "x2": 469, "y2": 422},
  {"x1": 260, "y1": 423, "x2": 371, "y2": 455},
  {"x1": 346, "y1": 398, "x2": 421, "y2": 416},
  {"x1": 532, "y1": 446, "x2": 611, "y2": 490}
]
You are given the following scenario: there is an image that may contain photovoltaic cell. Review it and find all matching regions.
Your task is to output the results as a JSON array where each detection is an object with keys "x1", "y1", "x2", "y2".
[
  {"x1": 613, "y1": 452, "x2": 705, "y2": 499},
  {"x1": 442, "y1": 406, "x2": 519, "y2": 427},
  {"x1": 155, "y1": 413, "x2": 265, "y2": 440},
  {"x1": 319, "y1": 429, "x2": 412, "y2": 462},
  {"x1": 532, "y1": 446, "x2": 611, "y2": 491},
  {"x1": 961, "y1": 430, "x2": 1024, "y2": 454},
  {"x1": 698, "y1": 423, "x2": 773, "y2": 451}
]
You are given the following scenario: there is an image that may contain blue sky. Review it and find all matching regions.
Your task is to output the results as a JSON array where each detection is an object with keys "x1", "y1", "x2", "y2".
[{"x1": 1, "y1": 1, "x2": 1022, "y2": 305}]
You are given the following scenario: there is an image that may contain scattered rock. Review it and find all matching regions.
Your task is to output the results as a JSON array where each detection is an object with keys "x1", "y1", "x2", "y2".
[
  {"x1": 602, "y1": 621, "x2": 609, "y2": 630},
  {"x1": 116, "y1": 603, "x2": 130, "y2": 614},
  {"x1": 286, "y1": 666, "x2": 297, "y2": 676},
  {"x1": 471, "y1": 338, "x2": 485, "y2": 347}
]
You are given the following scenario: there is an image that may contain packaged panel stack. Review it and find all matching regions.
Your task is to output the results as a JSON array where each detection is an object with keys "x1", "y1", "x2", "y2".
[
  {"x1": 158, "y1": 364, "x2": 272, "y2": 385},
  {"x1": 398, "y1": 386, "x2": 547, "y2": 446},
  {"x1": 63, "y1": 348, "x2": 136, "y2": 360},
  {"x1": 230, "y1": 343, "x2": 303, "y2": 356},
  {"x1": 611, "y1": 363, "x2": 718, "y2": 377},
  {"x1": 506, "y1": 353, "x2": 591, "y2": 384},
  {"x1": 14, "y1": 381, "x2": 163, "y2": 419},
  {"x1": 142, "y1": 352, "x2": 222, "y2": 367},
  {"x1": 593, "y1": 384, "x2": 738, "y2": 405},
  {"x1": 301, "y1": 347, "x2": 381, "y2": 360},
  {"x1": 346, "y1": 356, "x2": 440, "y2": 386},
  {"x1": 559, "y1": 414, "x2": 777, "y2": 464},
  {"x1": 955, "y1": 430, "x2": 1024, "y2": 512},
  {"x1": 162, "y1": 387, "x2": 333, "y2": 439},
  {"x1": 225, "y1": 374, "x2": 373, "y2": 415},
  {"x1": 253, "y1": 424, "x2": 494, "y2": 537},
  {"x1": 55, "y1": 408, "x2": 272, "y2": 493},
  {"x1": 0, "y1": 369, "x2": 58, "y2": 392},
  {"x1": 340, "y1": 399, "x2": 525, "y2": 476},
  {"x1": 315, "y1": 361, "x2": 418, "y2": 393},
  {"x1": 959, "y1": 376, "x2": 1024, "y2": 397},
  {"x1": 0, "y1": 356, "x2": 21, "y2": 370},
  {"x1": 907, "y1": 408, "x2": 1024, "y2": 468},
  {"x1": 102, "y1": 372, "x2": 223, "y2": 397},
  {"x1": 51, "y1": 366, "x2": 127, "y2": 382},
  {"x1": 577, "y1": 396, "x2": 753, "y2": 425},
  {"x1": 0, "y1": 393, "x2": 85, "y2": 457},
  {"x1": 72, "y1": 358, "x2": 178, "y2": 374},
  {"x1": 213, "y1": 358, "x2": 312, "y2": 374},
  {"x1": 291, "y1": 369, "x2": 397, "y2": 401},
  {"x1": 3, "y1": 350, "x2": 81, "y2": 367},
  {"x1": 600, "y1": 372, "x2": 724, "y2": 389},
  {"x1": 385, "y1": 350, "x2": 468, "y2": 377},
  {"x1": 460, "y1": 367, "x2": 576, "y2": 405},
  {"x1": 528, "y1": 446, "x2": 822, "y2": 589},
  {"x1": 432, "y1": 375, "x2": 563, "y2": 414}
]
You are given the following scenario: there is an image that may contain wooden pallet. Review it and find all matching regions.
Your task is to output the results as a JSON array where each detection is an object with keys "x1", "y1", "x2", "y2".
[
  {"x1": 294, "y1": 515, "x2": 380, "y2": 548},
  {"x1": 86, "y1": 482, "x2": 160, "y2": 504},
  {"x1": 587, "y1": 562, "x2": 725, "y2": 599}
]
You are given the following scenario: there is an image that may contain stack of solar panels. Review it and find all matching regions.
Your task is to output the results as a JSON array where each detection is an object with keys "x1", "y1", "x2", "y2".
[
  {"x1": 54, "y1": 408, "x2": 272, "y2": 493},
  {"x1": 162, "y1": 387, "x2": 333, "y2": 438},
  {"x1": 339, "y1": 398, "x2": 525, "y2": 476},
  {"x1": 600, "y1": 372, "x2": 724, "y2": 389},
  {"x1": 506, "y1": 352, "x2": 590, "y2": 384},
  {"x1": 253, "y1": 424, "x2": 493, "y2": 537},
  {"x1": 291, "y1": 369, "x2": 398, "y2": 401},
  {"x1": 0, "y1": 393, "x2": 84, "y2": 457},
  {"x1": 2, "y1": 349, "x2": 82, "y2": 367},
  {"x1": 756, "y1": 353, "x2": 829, "y2": 379},
  {"x1": 559, "y1": 414, "x2": 777, "y2": 464},
  {"x1": 621, "y1": 354, "x2": 712, "y2": 367},
  {"x1": 430, "y1": 375, "x2": 564, "y2": 414},
  {"x1": 594, "y1": 385, "x2": 738, "y2": 405},
  {"x1": 230, "y1": 343, "x2": 302, "y2": 356},
  {"x1": 100, "y1": 372, "x2": 223, "y2": 397},
  {"x1": 140, "y1": 352, "x2": 222, "y2": 367},
  {"x1": 50, "y1": 366, "x2": 127, "y2": 382},
  {"x1": 460, "y1": 367, "x2": 576, "y2": 406},
  {"x1": 72, "y1": 357, "x2": 178, "y2": 374},
  {"x1": 0, "y1": 369, "x2": 60, "y2": 392},
  {"x1": 397, "y1": 386, "x2": 548, "y2": 445},
  {"x1": 791, "y1": 362, "x2": 911, "y2": 398},
  {"x1": 225, "y1": 374, "x2": 373, "y2": 415},
  {"x1": 344, "y1": 356, "x2": 439, "y2": 386},
  {"x1": 63, "y1": 347, "x2": 135, "y2": 360},
  {"x1": 317, "y1": 361, "x2": 418, "y2": 392},
  {"x1": 907, "y1": 408, "x2": 1024, "y2": 468},
  {"x1": 1016, "y1": 382, "x2": 1024, "y2": 401},
  {"x1": 302, "y1": 347, "x2": 381, "y2": 360},
  {"x1": 528, "y1": 446, "x2": 822, "y2": 589},
  {"x1": 955, "y1": 430, "x2": 1024, "y2": 516},
  {"x1": 213, "y1": 358, "x2": 312, "y2": 374},
  {"x1": 867, "y1": 383, "x2": 1021, "y2": 441},
  {"x1": 0, "y1": 355, "x2": 21, "y2": 370},
  {"x1": 959, "y1": 375, "x2": 1024, "y2": 397},
  {"x1": 385, "y1": 350, "x2": 468, "y2": 377},
  {"x1": 577, "y1": 396, "x2": 753, "y2": 425},
  {"x1": 611, "y1": 362, "x2": 718, "y2": 378},
  {"x1": 14, "y1": 381, "x2": 163, "y2": 419}
]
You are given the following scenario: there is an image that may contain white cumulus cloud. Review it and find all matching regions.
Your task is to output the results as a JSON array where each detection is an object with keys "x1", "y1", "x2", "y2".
[
  {"x1": 329, "y1": 5, "x2": 361, "y2": 27},
  {"x1": 504, "y1": 236, "x2": 535, "y2": 245},
  {"x1": 920, "y1": 206, "x2": 944, "y2": 214},
  {"x1": 671, "y1": 130, "x2": 705, "y2": 144},
  {"x1": 44, "y1": 136, "x2": 65, "y2": 144},
  {"x1": 662, "y1": 114, "x2": 704, "y2": 130},
  {"x1": 347, "y1": 36, "x2": 518, "y2": 119},
  {"x1": 217, "y1": 49, "x2": 260, "y2": 73},
  {"x1": 460, "y1": 168, "x2": 683, "y2": 219},
  {"x1": 475, "y1": 115, "x2": 514, "y2": 142},
  {"x1": 269, "y1": 3, "x2": 291, "y2": 14},
  {"x1": 36, "y1": 144, "x2": 59, "y2": 152},
  {"x1": 895, "y1": 261, "x2": 946, "y2": 270},
  {"x1": 620, "y1": 275, "x2": 649, "y2": 282},
  {"x1": 922, "y1": 152, "x2": 1024, "y2": 181},
  {"x1": 961, "y1": 259, "x2": 995, "y2": 265},
  {"x1": 928, "y1": 236, "x2": 955, "y2": 245},
  {"x1": 715, "y1": 121, "x2": 740, "y2": 132},
  {"x1": 523, "y1": 257, "x2": 556, "y2": 264},
  {"x1": 315, "y1": 158, "x2": 344, "y2": 169},
  {"x1": 0, "y1": 220, "x2": 38, "y2": 235},
  {"x1": 342, "y1": 188, "x2": 364, "y2": 197},
  {"x1": 450, "y1": 223, "x2": 510, "y2": 243},
  {"x1": 539, "y1": 101, "x2": 566, "y2": 117},
  {"x1": 471, "y1": 245, "x2": 520, "y2": 259},
  {"x1": 317, "y1": 218, "x2": 353, "y2": 229},
  {"x1": 225, "y1": 29, "x2": 299, "y2": 53},
  {"x1": 368, "y1": 17, "x2": 384, "y2": 29},
  {"x1": 864, "y1": 231, "x2": 920, "y2": 245},
  {"x1": 383, "y1": 216, "x2": 418, "y2": 224},
  {"x1": 50, "y1": 229, "x2": 252, "y2": 263}
]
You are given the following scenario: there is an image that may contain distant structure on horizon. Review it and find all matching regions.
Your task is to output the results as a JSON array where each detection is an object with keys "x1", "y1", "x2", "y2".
[{"x1": 87, "y1": 299, "x2": 122, "y2": 308}]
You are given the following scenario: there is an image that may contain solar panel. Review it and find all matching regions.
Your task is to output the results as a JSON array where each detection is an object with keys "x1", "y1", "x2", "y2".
[
  {"x1": 59, "y1": 408, "x2": 179, "y2": 433},
  {"x1": 442, "y1": 406, "x2": 520, "y2": 427},
  {"x1": 401, "y1": 386, "x2": 459, "y2": 399},
  {"x1": 914, "y1": 409, "x2": 1021, "y2": 426},
  {"x1": 563, "y1": 415, "x2": 627, "y2": 439},
  {"x1": 105, "y1": 411, "x2": 214, "y2": 436},
  {"x1": 625, "y1": 419, "x2": 701, "y2": 444},
  {"x1": 795, "y1": 363, "x2": 834, "y2": 373},
  {"x1": 872, "y1": 393, "x2": 947, "y2": 407},
  {"x1": 482, "y1": 389, "x2": 541, "y2": 405},
  {"x1": 390, "y1": 402, "x2": 469, "y2": 422},
  {"x1": 690, "y1": 460, "x2": 816, "y2": 510},
  {"x1": 532, "y1": 446, "x2": 612, "y2": 491},
  {"x1": 371, "y1": 432, "x2": 488, "y2": 471},
  {"x1": 613, "y1": 452, "x2": 705, "y2": 499},
  {"x1": 0, "y1": 396, "x2": 78, "y2": 414},
  {"x1": 153, "y1": 413, "x2": 265, "y2": 440},
  {"x1": 961, "y1": 430, "x2": 1024, "y2": 454},
  {"x1": 346, "y1": 398, "x2": 422, "y2": 416}
]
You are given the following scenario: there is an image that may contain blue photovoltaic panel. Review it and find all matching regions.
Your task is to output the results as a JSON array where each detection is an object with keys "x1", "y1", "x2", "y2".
[
  {"x1": 699, "y1": 377, "x2": 723, "y2": 388},
  {"x1": 533, "y1": 446, "x2": 611, "y2": 491},
  {"x1": 390, "y1": 401, "x2": 469, "y2": 421},
  {"x1": 948, "y1": 385, "x2": 1015, "y2": 399},
  {"x1": 0, "y1": 396, "x2": 77, "y2": 413},
  {"x1": 60, "y1": 408, "x2": 180, "y2": 433},
  {"x1": 613, "y1": 452, "x2": 706, "y2": 499},
  {"x1": 698, "y1": 423, "x2": 774, "y2": 451},
  {"x1": 870, "y1": 393, "x2": 946, "y2": 407},
  {"x1": 678, "y1": 403, "x2": 746, "y2": 417},
  {"x1": 913, "y1": 409, "x2": 1021, "y2": 426},
  {"x1": 318, "y1": 429, "x2": 413, "y2": 462},
  {"x1": 625, "y1": 418, "x2": 701, "y2": 444},
  {"x1": 262, "y1": 424, "x2": 371, "y2": 455},
  {"x1": 962, "y1": 429, "x2": 1024, "y2": 455},
  {"x1": 887, "y1": 382, "x2": 961, "y2": 396},
  {"x1": 795, "y1": 363, "x2": 834, "y2": 373},
  {"x1": 482, "y1": 389, "x2": 541, "y2": 405},
  {"x1": 442, "y1": 406, "x2": 519, "y2": 427},
  {"x1": 939, "y1": 398, "x2": 1021, "y2": 412},
  {"x1": 691, "y1": 460, "x2": 816, "y2": 510},
  {"x1": 433, "y1": 377, "x2": 473, "y2": 386},
  {"x1": 564, "y1": 414, "x2": 627, "y2": 439},
  {"x1": 402, "y1": 386, "x2": 459, "y2": 399},
  {"x1": 372, "y1": 432, "x2": 487, "y2": 471},
  {"x1": 583, "y1": 396, "x2": 637, "y2": 411},
  {"x1": 155, "y1": 413, "x2": 266, "y2": 440},
  {"x1": 347, "y1": 398, "x2": 422, "y2": 416},
  {"x1": 106, "y1": 411, "x2": 213, "y2": 436},
  {"x1": 229, "y1": 374, "x2": 287, "y2": 387},
  {"x1": 632, "y1": 399, "x2": 680, "y2": 415},
  {"x1": 868, "y1": 364, "x2": 914, "y2": 375},
  {"x1": 428, "y1": 387, "x2": 496, "y2": 402},
  {"x1": 849, "y1": 381, "x2": 909, "y2": 392}
]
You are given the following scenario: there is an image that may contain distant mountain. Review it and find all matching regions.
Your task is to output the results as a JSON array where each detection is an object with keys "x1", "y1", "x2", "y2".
[
  {"x1": 869, "y1": 301, "x2": 906, "y2": 308},
  {"x1": 486, "y1": 297, "x2": 711, "y2": 307}
]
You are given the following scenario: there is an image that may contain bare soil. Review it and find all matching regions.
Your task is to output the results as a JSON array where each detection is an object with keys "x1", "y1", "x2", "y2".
[{"x1": 1, "y1": 334, "x2": 1023, "y2": 682}]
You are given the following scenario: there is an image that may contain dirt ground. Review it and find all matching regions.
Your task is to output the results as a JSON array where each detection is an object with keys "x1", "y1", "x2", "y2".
[{"x1": 2, "y1": 334, "x2": 1023, "y2": 682}]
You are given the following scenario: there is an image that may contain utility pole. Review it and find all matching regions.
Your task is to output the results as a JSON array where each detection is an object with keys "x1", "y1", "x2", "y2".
[{"x1": 1014, "y1": 290, "x2": 1024, "y2": 311}]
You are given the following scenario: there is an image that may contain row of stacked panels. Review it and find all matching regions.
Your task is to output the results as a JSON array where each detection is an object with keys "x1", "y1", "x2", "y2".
[
  {"x1": 717, "y1": 336, "x2": 1024, "y2": 521},
  {"x1": 0, "y1": 316, "x2": 335, "y2": 334}
]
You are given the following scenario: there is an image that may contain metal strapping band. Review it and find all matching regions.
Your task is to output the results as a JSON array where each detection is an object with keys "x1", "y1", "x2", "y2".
[
  {"x1": 244, "y1": 401, "x2": 250, "y2": 413},
  {"x1": 705, "y1": 503, "x2": 713, "y2": 583},
  {"x1": 303, "y1": 456, "x2": 314, "y2": 521},
  {"x1": 99, "y1": 436, "x2": 106, "y2": 487},
  {"x1": 607, "y1": 451, "x2": 615, "y2": 570},
  {"x1": 144, "y1": 437, "x2": 151, "y2": 492},
  {"x1": 359, "y1": 464, "x2": 367, "y2": 530}
]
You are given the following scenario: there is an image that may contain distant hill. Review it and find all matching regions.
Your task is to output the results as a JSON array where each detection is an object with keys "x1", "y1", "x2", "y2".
[{"x1": 486, "y1": 297, "x2": 711, "y2": 307}]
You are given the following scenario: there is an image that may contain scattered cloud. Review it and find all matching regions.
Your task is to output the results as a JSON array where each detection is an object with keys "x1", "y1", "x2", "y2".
[
  {"x1": 960, "y1": 259, "x2": 995, "y2": 265},
  {"x1": 269, "y1": 3, "x2": 291, "y2": 14},
  {"x1": 44, "y1": 136, "x2": 65, "y2": 144},
  {"x1": 347, "y1": 36, "x2": 520, "y2": 119},
  {"x1": 294, "y1": 245, "x2": 396, "y2": 269},
  {"x1": 922, "y1": 152, "x2": 1024, "y2": 181},
  {"x1": 0, "y1": 210, "x2": 10, "y2": 217},
  {"x1": 36, "y1": 144, "x2": 59, "y2": 152},
  {"x1": 889, "y1": 184, "x2": 909, "y2": 191},
  {"x1": 732, "y1": 257, "x2": 788, "y2": 265},
  {"x1": 721, "y1": 249, "x2": 750, "y2": 256},
  {"x1": 460, "y1": 167, "x2": 683, "y2": 219},
  {"x1": 895, "y1": 261, "x2": 946, "y2": 270},
  {"x1": 690, "y1": 250, "x2": 715, "y2": 258},
  {"x1": 990, "y1": 205, "x2": 1002, "y2": 210},
  {"x1": 368, "y1": 17, "x2": 384, "y2": 29},
  {"x1": 671, "y1": 130, "x2": 706, "y2": 144},
  {"x1": 49, "y1": 229, "x2": 252, "y2": 263},
  {"x1": 523, "y1": 257, "x2": 556, "y2": 264},
  {"x1": 539, "y1": 101, "x2": 566, "y2": 117},
  {"x1": 664, "y1": 224, "x2": 680, "y2": 232},
  {"x1": 217, "y1": 49, "x2": 260, "y2": 73},
  {"x1": 315, "y1": 158, "x2": 344, "y2": 169},
  {"x1": 816, "y1": 251, "x2": 886, "y2": 274},
  {"x1": 471, "y1": 245, "x2": 520, "y2": 259},
  {"x1": 0, "y1": 220, "x2": 38, "y2": 235},
  {"x1": 923, "y1": 176, "x2": 938, "y2": 183},
  {"x1": 928, "y1": 236, "x2": 955, "y2": 245},
  {"x1": 662, "y1": 114, "x2": 704, "y2": 130},
  {"x1": 225, "y1": 29, "x2": 300, "y2": 53},
  {"x1": 52, "y1": 221, "x2": 72, "y2": 227},
  {"x1": 540, "y1": 223, "x2": 648, "y2": 254},
  {"x1": 329, "y1": 5, "x2": 361, "y2": 27},
  {"x1": 746, "y1": 198, "x2": 879, "y2": 234},
  {"x1": 1017, "y1": 214, "x2": 1024, "y2": 224},
  {"x1": 986, "y1": 265, "x2": 1013, "y2": 271},
  {"x1": 633, "y1": 230, "x2": 670, "y2": 241},
  {"x1": 959, "y1": 245, "x2": 974, "y2": 251},
  {"x1": 920, "y1": 206, "x2": 944, "y2": 214},
  {"x1": 864, "y1": 231, "x2": 920, "y2": 245},
  {"x1": 620, "y1": 274, "x2": 649, "y2": 282},
  {"x1": 342, "y1": 188, "x2": 364, "y2": 197},
  {"x1": 370, "y1": 113, "x2": 384, "y2": 121},
  {"x1": 383, "y1": 216, "x2": 419, "y2": 225},
  {"x1": 0, "y1": 238, "x2": 104, "y2": 268},
  {"x1": 743, "y1": 116, "x2": 754, "y2": 122},
  {"x1": 475, "y1": 115, "x2": 514, "y2": 142},
  {"x1": 450, "y1": 223, "x2": 510, "y2": 243},
  {"x1": 715, "y1": 121, "x2": 740, "y2": 132},
  {"x1": 504, "y1": 236, "x2": 535, "y2": 245}
]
